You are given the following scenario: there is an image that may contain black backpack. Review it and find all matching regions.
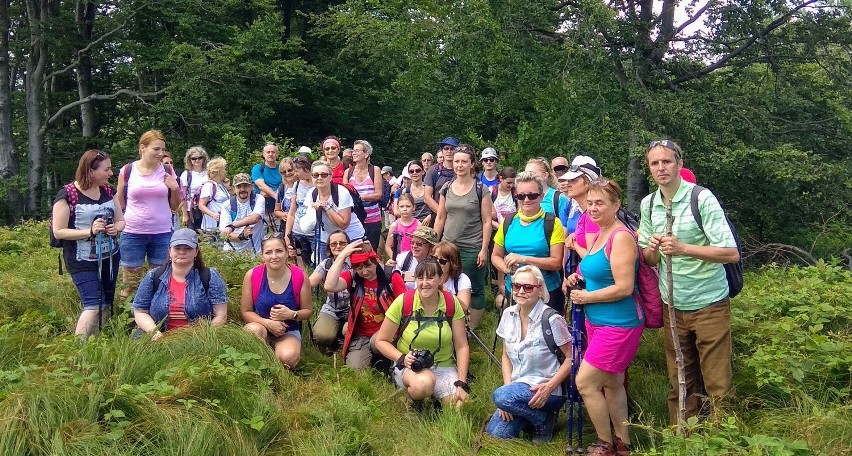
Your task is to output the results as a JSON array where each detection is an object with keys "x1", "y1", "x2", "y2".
[
  {"x1": 312, "y1": 183, "x2": 368, "y2": 224},
  {"x1": 378, "y1": 169, "x2": 393, "y2": 209},
  {"x1": 649, "y1": 185, "x2": 744, "y2": 298},
  {"x1": 540, "y1": 306, "x2": 569, "y2": 394}
]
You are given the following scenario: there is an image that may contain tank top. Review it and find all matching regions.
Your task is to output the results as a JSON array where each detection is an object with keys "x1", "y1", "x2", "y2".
[
  {"x1": 579, "y1": 243, "x2": 641, "y2": 328},
  {"x1": 254, "y1": 272, "x2": 300, "y2": 331},
  {"x1": 54, "y1": 185, "x2": 120, "y2": 274},
  {"x1": 393, "y1": 218, "x2": 420, "y2": 253},
  {"x1": 349, "y1": 170, "x2": 381, "y2": 223},
  {"x1": 442, "y1": 183, "x2": 483, "y2": 249}
]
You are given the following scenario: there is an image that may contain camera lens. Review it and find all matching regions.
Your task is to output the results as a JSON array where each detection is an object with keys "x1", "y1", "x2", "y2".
[{"x1": 410, "y1": 359, "x2": 423, "y2": 372}]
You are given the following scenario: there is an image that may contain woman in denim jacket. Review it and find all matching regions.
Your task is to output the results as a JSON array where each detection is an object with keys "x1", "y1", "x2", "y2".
[{"x1": 133, "y1": 229, "x2": 228, "y2": 339}]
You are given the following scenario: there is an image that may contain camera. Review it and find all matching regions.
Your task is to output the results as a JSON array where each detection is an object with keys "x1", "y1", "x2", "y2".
[{"x1": 409, "y1": 349, "x2": 434, "y2": 373}]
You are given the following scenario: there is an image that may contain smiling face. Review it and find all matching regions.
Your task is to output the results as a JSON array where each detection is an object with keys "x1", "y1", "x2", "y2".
[
  {"x1": 515, "y1": 180, "x2": 543, "y2": 214},
  {"x1": 407, "y1": 163, "x2": 424, "y2": 183},
  {"x1": 511, "y1": 271, "x2": 542, "y2": 307},
  {"x1": 352, "y1": 144, "x2": 369, "y2": 164},
  {"x1": 646, "y1": 146, "x2": 682, "y2": 189},
  {"x1": 415, "y1": 270, "x2": 443, "y2": 300},
  {"x1": 327, "y1": 232, "x2": 348, "y2": 259},
  {"x1": 410, "y1": 236, "x2": 432, "y2": 260},
  {"x1": 323, "y1": 142, "x2": 340, "y2": 161},
  {"x1": 235, "y1": 183, "x2": 252, "y2": 201},
  {"x1": 261, "y1": 238, "x2": 287, "y2": 270}
]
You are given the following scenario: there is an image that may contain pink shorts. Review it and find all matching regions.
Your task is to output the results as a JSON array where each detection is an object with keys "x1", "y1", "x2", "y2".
[{"x1": 583, "y1": 321, "x2": 644, "y2": 374}]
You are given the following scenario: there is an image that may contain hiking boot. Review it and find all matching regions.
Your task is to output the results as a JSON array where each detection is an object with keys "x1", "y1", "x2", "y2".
[
  {"x1": 586, "y1": 439, "x2": 617, "y2": 456},
  {"x1": 614, "y1": 436, "x2": 633, "y2": 455},
  {"x1": 531, "y1": 412, "x2": 556, "y2": 444}
]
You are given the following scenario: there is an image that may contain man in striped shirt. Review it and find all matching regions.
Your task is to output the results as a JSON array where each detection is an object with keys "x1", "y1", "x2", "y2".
[{"x1": 638, "y1": 140, "x2": 740, "y2": 424}]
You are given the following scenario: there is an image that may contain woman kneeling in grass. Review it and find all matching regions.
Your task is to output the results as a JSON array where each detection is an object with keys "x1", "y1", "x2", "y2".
[
  {"x1": 374, "y1": 258, "x2": 470, "y2": 408},
  {"x1": 241, "y1": 235, "x2": 312, "y2": 369}
]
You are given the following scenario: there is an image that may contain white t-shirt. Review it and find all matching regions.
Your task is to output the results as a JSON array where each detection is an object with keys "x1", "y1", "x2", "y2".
[
  {"x1": 443, "y1": 273, "x2": 472, "y2": 295},
  {"x1": 393, "y1": 251, "x2": 419, "y2": 289},
  {"x1": 304, "y1": 186, "x2": 365, "y2": 242},
  {"x1": 219, "y1": 194, "x2": 265, "y2": 252},
  {"x1": 199, "y1": 181, "x2": 230, "y2": 231},
  {"x1": 493, "y1": 191, "x2": 517, "y2": 223},
  {"x1": 180, "y1": 170, "x2": 208, "y2": 203}
]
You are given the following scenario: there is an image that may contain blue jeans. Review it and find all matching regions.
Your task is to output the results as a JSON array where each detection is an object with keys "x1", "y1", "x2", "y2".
[
  {"x1": 119, "y1": 232, "x2": 171, "y2": 268},
  {"x1": 486, "y1": 382, "x2": 567, "y2": 439}
]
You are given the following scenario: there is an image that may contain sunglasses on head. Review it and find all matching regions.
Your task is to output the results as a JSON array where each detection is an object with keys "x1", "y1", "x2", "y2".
[
  {"x1": 312, "y1": 172, "x2": 330, "y2": 178},
  {"x1": 511, "y1": 282, "x2": 542, "y2": 293},
  {"x1": 590, "y1": 178, "x2": 611, "y2": 188},
  {"x1": 516, "y1": 192, "x2": 542, "y2": 201}
]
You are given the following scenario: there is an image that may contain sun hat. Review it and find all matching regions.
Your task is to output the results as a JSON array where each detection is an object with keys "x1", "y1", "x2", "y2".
[{"x1": 410, "y1": 226, "x2": 438, "y2": 245}]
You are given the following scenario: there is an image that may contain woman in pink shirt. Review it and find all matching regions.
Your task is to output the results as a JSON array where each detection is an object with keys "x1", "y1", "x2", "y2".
[{"x1": 115, "y1": 130, "x2": 181, "y2": 299}]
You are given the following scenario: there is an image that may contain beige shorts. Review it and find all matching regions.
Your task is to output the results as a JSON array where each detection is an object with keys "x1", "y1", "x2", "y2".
[{"x1": 393, "y1": 365, "x2": 459, "y2": 400}]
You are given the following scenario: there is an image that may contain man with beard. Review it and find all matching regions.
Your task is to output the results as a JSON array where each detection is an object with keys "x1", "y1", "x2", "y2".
[{"x1": 220, "y1": 173, "x2": 265, "y2": 253}]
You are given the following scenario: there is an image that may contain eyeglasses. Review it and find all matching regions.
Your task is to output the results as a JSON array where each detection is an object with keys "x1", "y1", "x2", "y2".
[
  {"x1": 353, "y1": 148, "x2": 367, "y2": 154},
  {"x1": 408, "y1": 168, "x2": 422, "y2": 174},
  {"x1": 328, "y1": 241, "x2": 348, "y2": 247},
  {"x1": 481, "y1": 157, "x2": 497, "y2": 163},
  {"x1": 553, "y1": 164, "x2": 569, "y2": 173},
  {"x1": 431, "y1": 256, "x2": 449, "y2": 266},
  {"x1": 411, "y1": 240, "x2": 427, "y2": 247},
  {"x1": 516, "y1": 192, "x2": 542, "y2": 201},
  {"x1": 511, "y1": 283, "x2": 542, "y2": 293},
  {"x1": 283, "y1": 168, "x2": 294, "y2": 173},
  {"x1": 191, "y1": 156, "x2": 204, "y2": 161},
  {"x1": 312, "y1": 172, "x2": 330, "y2": 179},
  {"x1": 441, "y1": 146, "x2": 455, "y2": 151}
]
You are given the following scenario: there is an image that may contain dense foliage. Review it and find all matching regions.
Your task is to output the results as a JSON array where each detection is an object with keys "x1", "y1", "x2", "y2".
[
  {"x1": 0, "y1": 0, "x2": 850, "y2": 261},
  {"x1": 0, "y1": 222, "x2": 849, "y2": 454}
]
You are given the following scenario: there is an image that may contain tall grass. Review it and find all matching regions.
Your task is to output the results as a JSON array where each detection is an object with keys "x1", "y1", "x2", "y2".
[{"x1": 0, "y1": 222, "x2": 849, "y2": 455}]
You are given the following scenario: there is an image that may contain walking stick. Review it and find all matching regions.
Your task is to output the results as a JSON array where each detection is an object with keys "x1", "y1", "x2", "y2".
[
  {"x1": 466, "y1": 326, "x2": 502, "y2": 367},
  {"x1": 565, "y1": 251, "x2": 585, "y2": 454},
  {"x1": 666, "y1": 204, "x2": 687, "y2": 433},
  {"x1": 96, "y1": 232, "x2": 105, "y2": 333}
]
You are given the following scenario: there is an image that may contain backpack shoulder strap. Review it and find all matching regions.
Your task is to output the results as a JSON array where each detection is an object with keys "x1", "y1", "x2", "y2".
[
  {"x1": 442, "y1": 290, "x2": 455, "y2": 321},
  {"x1": 501, "y1": 211, "x2": 517, "y2": 238},
  {"x1": 229, "y1": 196, "x2": 238, "y2": 219},
  {"x1": 99, "y1": 184, "x2": 114, "y2": 199},
  {"x1": 690, "y1": 185, "x2": 706, "y2": 233},
  {"x1": 394, "y1": 289, "x2": 418, "y2": 344},
  {"x1": 543, "y1": 212, "x2": 555, "y2": 242},
  {"x1": 185, "y1": 170, "x2": 192, "y2": 192},
  {"x1": 64, "y1": 182, "x2": 79, "y2": 213},
  {"x1": 604, "y1": 226, "x2": 635, "y2": 259},
  {"x1": 289, "y1": 264, "x2": 305, "y2": 308},
  {"x1": 197, "y1": 267, "x2": 211, "y2": 297},
  {"x1": 552, "y1": 191, "x2": 559, "y2": 215},
  {"x1": 331, "y1": 183, "x2": 340, "y2": 207},
  {"x1": 540, "y1": 306, "x2": 564, "y2": 363},
  {"x1": 251, "y1": 264, "x2": 266, "y2": 303},
  {"x1": 648, "y1": 191, "x2": 656, "y2": 220},
  {"x1": 401, "y1": 251, "x2": 414, "y2": 271}
]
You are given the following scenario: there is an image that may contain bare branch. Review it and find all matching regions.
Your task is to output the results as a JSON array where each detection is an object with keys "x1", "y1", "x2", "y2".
[
  {"x1": 43, "y1": 87, "x2": 170, "y2": 131},
  {"x1": 670, "y1": 0, "x2": 822, "y2": 86}
]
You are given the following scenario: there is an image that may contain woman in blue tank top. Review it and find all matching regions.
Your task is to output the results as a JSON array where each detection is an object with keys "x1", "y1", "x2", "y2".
[{"x1": 564, "y1": 179, "x2": 642, "y2": 455}]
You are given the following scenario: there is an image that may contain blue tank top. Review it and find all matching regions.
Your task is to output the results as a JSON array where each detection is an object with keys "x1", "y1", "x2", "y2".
[
  {"x1": 254, "y1": 273, "x2": 300, "y2": 330},
  {"x1": 579, "y1": 247, "x2": 642, "y2": 328}
]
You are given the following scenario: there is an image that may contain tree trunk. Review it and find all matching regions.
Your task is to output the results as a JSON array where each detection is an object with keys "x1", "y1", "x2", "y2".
[
  {"x1": 0, "y1": 0, "x2": 21, "y2": 222},
  {"x1": 75, "y1": 0, "x2": 97, "y2": 138},
  {"x1": 24, "y1": 0, "x2": 49, "y2": 213}
]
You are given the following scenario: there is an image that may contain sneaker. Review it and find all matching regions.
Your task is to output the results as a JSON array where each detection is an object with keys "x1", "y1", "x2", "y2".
[
  {"x1": 531, "y1": 412, "x2": 556, "y2": 444},
  {"x1": 614, "y1": 436, "x2": 633, "y2": 455},
  {"x1": 586, "y1": 439, "x2": 617, "y2": 456}
]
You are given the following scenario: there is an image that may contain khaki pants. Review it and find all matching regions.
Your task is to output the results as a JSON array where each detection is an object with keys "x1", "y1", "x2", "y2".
[
  {"x1": 663, "y1": 298, "x2": 734, "y2": 424},
  {"x1": 313, "y1": 313, "x2": 343, "y2": 350},
  {"x1": 346, "y1": 335, "x2": 378, "y2": 369}
]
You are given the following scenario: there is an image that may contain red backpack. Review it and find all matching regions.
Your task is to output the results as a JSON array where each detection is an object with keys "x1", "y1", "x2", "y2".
[
  {"x1": 603, "y1": 227, "x2": 663, "y2": 329},
  {"x1": 393, "y1": 288, "x2": 457, "y2": 343}
]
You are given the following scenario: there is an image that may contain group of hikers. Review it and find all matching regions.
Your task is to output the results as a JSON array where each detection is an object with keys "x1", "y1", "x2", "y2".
[{"x1": 50, "y1": 131, "x2": 740, "y2": 455}]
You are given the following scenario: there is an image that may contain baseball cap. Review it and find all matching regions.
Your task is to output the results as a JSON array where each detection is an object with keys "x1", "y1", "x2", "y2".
[
  {"x1": 232, "y1": 173, "x2": 252, "y2": 186},
  {"x1": 480, "y1": 147, "x2": 498, "y2": 161},
  {"x1": 437, "y1": 137, "x2": 460, "y2": 148},
  {"x1": 298, "y1": 146, "x2": 313, "y2": 155},
  {"x1": 381, "y1": 166, "x2": 393, "y2": 175},
  {"x1": 558, "y1": 155, "x2": 601, "y2": 181},
  {"x1": 170, "y1": 229, "x2": 199, "y2": 249}
]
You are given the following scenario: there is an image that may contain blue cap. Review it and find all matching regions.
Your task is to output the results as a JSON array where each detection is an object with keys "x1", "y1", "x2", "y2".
[{"x1": 437, "y1": 137, "x2": 460, "y2": 148}]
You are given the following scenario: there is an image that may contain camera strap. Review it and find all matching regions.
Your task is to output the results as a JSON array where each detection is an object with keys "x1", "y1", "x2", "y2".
[{"x1": 408, "y1": 310, "x2": 446, "y2": 354}]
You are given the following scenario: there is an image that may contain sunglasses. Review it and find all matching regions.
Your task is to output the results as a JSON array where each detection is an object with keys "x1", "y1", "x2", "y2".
[
  {"x1": 323, "y1": 146, "x2": 338, "y2": 151},
  {"x1": 191, "y1": 156, "x2": 204, "y2": 161},
  {"x1": 312, "y1": 172, "x2": 330, "y2": 179},
  {"x1": 431, "y1": 256, "x2": 449, "y2": 266},
  {"x1": 481, "y1": 157, "x2": 497, "y2": 163},
  {"x1": 511, "y1": 282, "x2": 542, "y2": 293},
  {"x1": 408, "y1": 168, "x2": 423, "y2": 174},
  {"x1": 516, "y1": 192, "x2": 542, "y2": 201},
  {"x1": 282, "y1": 168, "x2": 294, "y2": 173},
  {"x1": 553, "y1": 164, "x2": 569, "y2": 173}
]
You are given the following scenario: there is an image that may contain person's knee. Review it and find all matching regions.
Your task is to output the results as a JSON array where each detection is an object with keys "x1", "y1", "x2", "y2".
[
  {"x1": 406, "y1": 373, "x2": 436, "y2": 400},
  {"x1": 277, "y1": 350, "x2": 300, "y2": 369},
  {"x1": 244, "y1": 322, "x2": 266, "y2": 338}
]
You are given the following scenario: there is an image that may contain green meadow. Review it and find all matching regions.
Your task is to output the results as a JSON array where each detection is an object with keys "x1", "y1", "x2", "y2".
[{"x1": 0, "y1": 222, "x2": 849, "y2": 455}]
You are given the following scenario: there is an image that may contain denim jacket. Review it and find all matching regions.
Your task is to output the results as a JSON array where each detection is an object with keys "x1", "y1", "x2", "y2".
[{"x1": 132, "y1": 264, "x2": 228, "y2": 329}]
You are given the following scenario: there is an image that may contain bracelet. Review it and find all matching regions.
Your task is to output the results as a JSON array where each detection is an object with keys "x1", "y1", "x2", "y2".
[
  {"x1": 291, "y1": 310, "x2": 298, "y2": 321},
  {"x1": 454, "y1": 380, "x2": 471, "y2": 394},
  {"x1": 395, "y1": 354, "x2": 406, "y2": 370}
]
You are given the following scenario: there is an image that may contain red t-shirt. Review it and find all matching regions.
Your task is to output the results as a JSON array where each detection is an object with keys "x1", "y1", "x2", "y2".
[
  {"x1": 331, "y1": 161, "x2": 346, "y2": 185},
  {"x1": 342, "y1": 270, "x2": 406, "y2": 337},
  {"x1": 166, "y1": 276, "x2": 189, "y2": 331}
]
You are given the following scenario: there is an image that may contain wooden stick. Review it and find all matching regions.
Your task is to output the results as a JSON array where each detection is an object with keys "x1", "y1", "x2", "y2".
[{"x1": 666, "y1": 203, "x2": 687, "y2": 433}]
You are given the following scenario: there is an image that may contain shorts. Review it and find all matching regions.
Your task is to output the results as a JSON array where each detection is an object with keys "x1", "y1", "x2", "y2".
[
  {"x1": 583, "y1": 320, "x2": 644, "y2": 374},
  {"x1": 119, "y1": 232, "x2": 172, "y2": 268},
  {"x1": 71, "y1": 266, "x2": 119, "y2": 311},
  {"x1": 393, "y1": 365, "x2": 459, "y2": 400},
  {"x1": 268, "y1": 329, "x2": 302, "y2": 346}
]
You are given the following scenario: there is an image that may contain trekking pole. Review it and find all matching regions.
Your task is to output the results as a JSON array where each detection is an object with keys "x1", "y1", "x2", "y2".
[
  {"x1": 466, "y1": 326, "x2": 501, "y2": 366},
  {"x1": 96, "y1": 232, "x2": 105, "y2": 333},
  {"x1": 565, "y1": 251, "x2": 585, "y2": 454},
  {"x1": 108, "y1": 235, "x2": 115, "y2": 321},
  {"x1": 666, "y1": 204, "x2": 687, "y2": 434}
]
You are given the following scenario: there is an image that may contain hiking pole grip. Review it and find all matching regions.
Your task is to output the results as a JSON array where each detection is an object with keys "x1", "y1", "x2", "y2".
[{"x1": 665, "y1": 203, "x2": 687, "y2": 433}]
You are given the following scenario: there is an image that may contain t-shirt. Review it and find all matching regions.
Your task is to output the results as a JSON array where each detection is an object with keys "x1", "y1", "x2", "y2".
[
  {"x1": 306, "y1": 186, "x2": 365, "y2": 242},
  {"x1": 123, "y1": 162, "x2": 177, "y2": 235},
  {"x1": 53, "y1": 186, "x2": 120, "y2": 274},
  {"x1": 276, "y1": 181, "x2": 298, "y2": 213},
  {"x1": 493, "y1": 213, "x2": 566, "y2": 292},
  {"x1": 391, "y1": 218, "x2": 420, "y2": 254},
  {"x1": 575, "y1": 212, "x2": 600, "y2": 250},
  {"x1": 541, "y1": 187, "x2": 570, "y2": 229},
  {"x1": 199, "y1": 181, "x2": 230, "y2": 231},
  {"x1": 443, "y1": 273, "x2": 472, "y2": 295},
  {"x1": 218, "y1": 195, "x2": 265, "y2": 252},
  {"x1": 348, "y1": 170, "x2": 381, "y2": 224},
  {"x1": 180, "y1": 170, "x2": 208, "y2": 204},
  {"x1": 493, "y1": 190, "x2": 517, "y2": 223},
  {"x1": 424, "y1": 164, "x2": 454, "y2": 205},
  {"x1": 385, "y1": 291, "x2": 465, "y2": 367},
  {"x1": 166, "y1": 277, "x2": 189, "y2": 331},
  {"x1": 342, "y1": 271, "x2": 407, "y2": 338},
  {"x1": 290, "y1": 180, "x2": 316, "y2": 236},
  {"x1": 638, "y1": 181, "x2": 736, "y2": 311},
  {"x1": 251, "y1": 163, "x2": 282, "y2": 211},
  {"x1": 393, "y1": 251, "x2": 419, "y2": 290},
  {"x1": 480, "y1": 173, "x2": 499, "y2": 193},
  {"x1": 441, "y1": 183, "x2": 484, "y2": 250}
]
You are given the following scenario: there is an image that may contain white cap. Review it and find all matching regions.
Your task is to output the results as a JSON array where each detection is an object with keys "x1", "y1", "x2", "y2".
[
  {"x1": 480, "y1": 147, "x2": 498, "y2": 161},
  {"x1": 297, "y1": 146, "x2": 312, "y2": 155},
  {"x1": 558, "y1": 155, "x2": 601, "y2": 181}
]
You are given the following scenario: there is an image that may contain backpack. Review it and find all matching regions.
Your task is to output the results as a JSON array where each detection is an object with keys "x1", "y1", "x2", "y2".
[
  {"x1": 602, "y1": 227, "x2": 664, "y2": 329},
  {"x1": 312, "y1": 183, "x2": 368, "y2": 224},
  {"x1": 393, "y1": 288, "x2": 456, "y2": 346},
  {"x1": 122, "y1": 162, "x2": 174, "y2": 208},
  {"x1": 540, "y1": 306, "x2": 570, "y2": 394},
  {"x1": 616, "y1": 208, "x2": 640, "y2": 231},
  {"x1": 378, "y1": 167, "x2": 393, "y2": 209},
  {"x1": 50, "y1": 183, "x2": 115, "y2": 274},
  {"x1": 250, "y1": 263, "x2": 305, "y2": 309},
  {"x1": 649, "y1": 185, "x2": 744, "y2": 298}
]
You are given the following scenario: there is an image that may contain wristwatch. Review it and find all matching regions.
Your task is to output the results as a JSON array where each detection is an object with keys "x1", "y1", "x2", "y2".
[{"x1": 453, "y1": 380, "x2": 471, "y2": 394}]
